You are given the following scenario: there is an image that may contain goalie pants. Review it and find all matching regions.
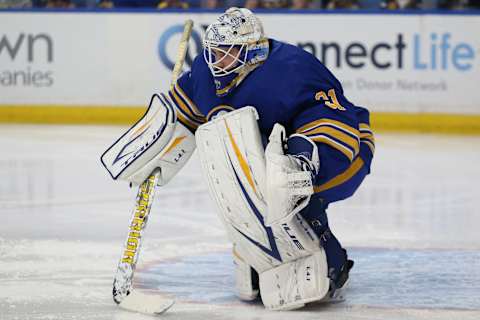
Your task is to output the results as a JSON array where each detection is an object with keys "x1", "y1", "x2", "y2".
[{"x1": 299, "y1": 196, "x2": 348, "y2": 286}]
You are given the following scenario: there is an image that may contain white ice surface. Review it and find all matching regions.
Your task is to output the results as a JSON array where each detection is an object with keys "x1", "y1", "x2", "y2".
[{"x1": 0, "y1": 125, "x2": 479, "y2": 320}]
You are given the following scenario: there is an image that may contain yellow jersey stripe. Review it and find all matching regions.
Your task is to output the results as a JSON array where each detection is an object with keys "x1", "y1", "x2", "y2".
[
  {"x1": 360, "y1": 131, "x2": 374, "y2": 138},
  {"x1": 310, "y1": 135, "x2": 354, "y2": 161},
  {"x1": 297, "y1": 118, "x2": 360, "y2": 138},
  {"x1": 362, "y1": 140, "x2": 375, "y2": 154},
  {"x1": 206, "y1": 105, "x2": 235, "y2": 121},
  {"x1": 359, "y1": 125, "x2": 375, "y2": 150},
  {"x1": 359, "y1": 123, "x2": 371, "y2": 130},
  {"x1": 177, "y1": 112, "x2": 198, "y2": 130},
  {"x1": 169, "y1": 98, "x2": 198, "y2": 128},
  {"x1": 174, "y1": 83, "x2": 203, "y2": 118},
  {"x1": 173, "y1": 84, "x2": 205, "y2": 121},
  {"x1": 303, "y1": 126, "x2": 359, "y2": 156},
  {"x1": 314, "y1": 157, "x2": 364, "y2": 193},
  {"x1": 170, "y1": 90, "x2": 204, "y2": 125},
  {"x1": 359, "y1": 123, "x2": 373, "y2": 135},
  {"x1": 216, "y1": 74, "x2": 242, "y2": 96},
  {"x1": 360, "y1": 135, "x2": 375, "y2": 145}
]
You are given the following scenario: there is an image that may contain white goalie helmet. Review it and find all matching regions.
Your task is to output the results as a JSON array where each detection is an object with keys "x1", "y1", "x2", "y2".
[{"x1": 203, "y1": 7, "x2": 269, "y2": 77}]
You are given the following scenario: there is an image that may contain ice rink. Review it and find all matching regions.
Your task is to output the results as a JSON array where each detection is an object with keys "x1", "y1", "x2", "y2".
[{"x1": 1, "y1": 124, "x2": 479, "y2": 320}]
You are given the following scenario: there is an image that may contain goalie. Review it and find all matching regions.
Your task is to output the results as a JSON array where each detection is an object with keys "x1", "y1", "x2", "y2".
[{"x1": 102, "y1": 7, "x2": 374, "y2": 311}]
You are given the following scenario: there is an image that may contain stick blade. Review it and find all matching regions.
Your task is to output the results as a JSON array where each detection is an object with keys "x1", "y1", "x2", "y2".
[{"x1": 118, "y1": 291, "x2": 175, "y2": 315}]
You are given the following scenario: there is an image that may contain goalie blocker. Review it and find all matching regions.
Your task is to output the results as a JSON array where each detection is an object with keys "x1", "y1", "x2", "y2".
[
  {"x1": 101, "y1": 93, "x2": 196, "y2": 187},
  {"x1": 195, "y1": 107, "x2": 330, "y2": 310}
]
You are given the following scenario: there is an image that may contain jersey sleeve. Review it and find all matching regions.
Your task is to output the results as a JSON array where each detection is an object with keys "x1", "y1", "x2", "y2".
[
  {"x1": 291, "y1": 103, "x2": 374, "y2": 204},
  {"x1": 288, "y1": 71, "x2": 374, "y2": 204},
  {"x1": 168, "y1": 71, "x2": 206, "y2": 133},
  {"x1": 289, "y1": 97, "x2": 375, "y2": 203}
]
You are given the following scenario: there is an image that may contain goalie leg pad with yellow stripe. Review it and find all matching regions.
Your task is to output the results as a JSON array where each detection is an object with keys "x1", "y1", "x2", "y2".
[{"x1": 195, "y1": 106, "x2": 329, "y2": 310}]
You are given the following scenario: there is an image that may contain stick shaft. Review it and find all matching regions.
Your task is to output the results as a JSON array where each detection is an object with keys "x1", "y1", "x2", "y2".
[
  {"x1": 171, "y1": 19, "x2": 193, "y2": 88},
  {"x1": 113, "y1": 19, "x2": 194, "y2": 305},
  {"x1": 113, "y1": 169, "x2": 160, "y2": 303}
]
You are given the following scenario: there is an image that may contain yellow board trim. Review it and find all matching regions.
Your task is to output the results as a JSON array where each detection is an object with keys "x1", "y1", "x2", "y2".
[
  {"x1": 371, "y1": 112, "x2": 480, "y2": 135},
  {"x1": 0, "y1": 105, "x2": 146, "y2": 125},
  {"x1": 1, "y1": 106, "x2": 480, "y2": 135}
]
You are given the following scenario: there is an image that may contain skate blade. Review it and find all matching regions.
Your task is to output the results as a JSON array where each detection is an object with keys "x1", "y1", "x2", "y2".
[{"x1": 118, "y1": 291, "x2": 175, "y2": 315}]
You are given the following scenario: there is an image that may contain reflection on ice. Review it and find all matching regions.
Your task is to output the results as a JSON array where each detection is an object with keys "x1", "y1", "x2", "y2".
[
  {"x1": 137, "y1": 249, "x2": 480, "y2": 310},
  {"x1": 0, "y1": 125, "x2": 479, "y2": 320}
]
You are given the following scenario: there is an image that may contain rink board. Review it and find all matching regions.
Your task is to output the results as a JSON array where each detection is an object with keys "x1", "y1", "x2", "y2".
[
  {"x1": 1, "y1": 11, "x2": 480, "y2": 133},
  {"x1": 1, "y1": 105, "x2": 480, "y2": 134}
]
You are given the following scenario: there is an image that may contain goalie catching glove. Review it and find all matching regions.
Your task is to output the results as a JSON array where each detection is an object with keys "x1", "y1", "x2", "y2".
[
  {"x1": 101, "y1": 93, "x2": 196, "y2": 186},
  {"x1": 265, "y1": 124, "x2": 320, "y2": 226}
]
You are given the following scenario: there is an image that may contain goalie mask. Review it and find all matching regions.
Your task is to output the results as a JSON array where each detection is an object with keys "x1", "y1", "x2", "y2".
[{"x1": 203, "y1": 7, "x2": 269, "y2": 95}]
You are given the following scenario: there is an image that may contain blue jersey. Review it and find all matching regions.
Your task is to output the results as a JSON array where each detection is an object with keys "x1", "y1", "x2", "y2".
[{"x1": 169, "y1": 39, "x2": 374, "y2": 205}]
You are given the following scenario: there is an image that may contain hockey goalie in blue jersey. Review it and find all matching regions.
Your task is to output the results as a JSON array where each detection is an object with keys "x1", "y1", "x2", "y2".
[{"x1": 102, "y1": 7, "x2": 374, "y2": 311}]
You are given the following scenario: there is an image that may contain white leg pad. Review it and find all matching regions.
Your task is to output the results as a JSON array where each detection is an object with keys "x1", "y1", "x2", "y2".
[
  {"x1": 259, "y1": 249, "x2": 329, "y2": 311},
  {"x1": 233, "y1": 248, "x2": 259, "y2": 301}
]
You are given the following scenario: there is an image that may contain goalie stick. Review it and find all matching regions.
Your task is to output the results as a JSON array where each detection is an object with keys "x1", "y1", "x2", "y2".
[{"x1": 112, "y1": 19, "x2": 194, "y2": 315}]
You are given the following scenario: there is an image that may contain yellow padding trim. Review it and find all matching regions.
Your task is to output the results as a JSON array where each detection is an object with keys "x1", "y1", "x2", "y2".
[
  {"x1": 163, "y1": 135, "x2": 187, "y2": 155},
  {"x1": 232, "y1": 247, "x2": 245, "y2": 262},
  {"x1": 225, "y1": 119, "x2": 258, "y2": 194},
  {"x1": 1, "y1": 106, "x2": 480, "y2": 135},
  {"x1": 131, "y1": 107, "x2": 160, "y2": 138}
]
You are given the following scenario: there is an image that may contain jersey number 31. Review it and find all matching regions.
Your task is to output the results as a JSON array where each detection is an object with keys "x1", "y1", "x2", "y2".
[{"x1": 315, "y1": 89, "x2": 346, "y2": 111}]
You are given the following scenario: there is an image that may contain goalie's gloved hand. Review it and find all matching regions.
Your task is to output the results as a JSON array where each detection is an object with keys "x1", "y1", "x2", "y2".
[
  {"x1": 286, "y1": 134, "x2": 320, "y2": 179},
  {"x1": 264, "y1": 124, "x2": 320, "y2": 226}
]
